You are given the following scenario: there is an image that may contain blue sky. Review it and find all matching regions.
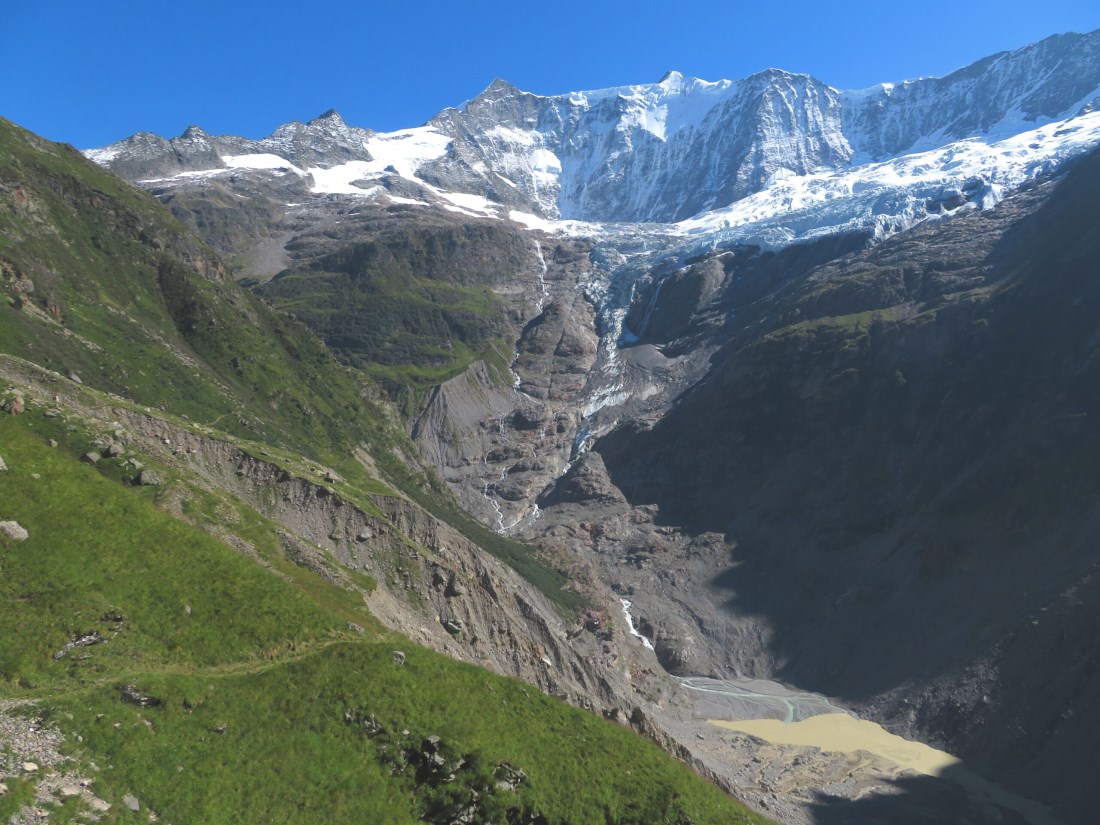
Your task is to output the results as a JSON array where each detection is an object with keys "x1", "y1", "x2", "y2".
[{"x1": 4, "y1": 0, "x2": 1099, "y2": 148}]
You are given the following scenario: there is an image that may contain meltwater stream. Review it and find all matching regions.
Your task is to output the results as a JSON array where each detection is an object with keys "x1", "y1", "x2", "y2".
[{"x1": 619, "y1": 598, "x2": 655, "y2": 650}]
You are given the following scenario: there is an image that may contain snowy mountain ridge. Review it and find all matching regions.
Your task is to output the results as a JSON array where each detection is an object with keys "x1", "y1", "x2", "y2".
[{"x1": 85, "y1": 28, "x2": 1100, "y2": 252}]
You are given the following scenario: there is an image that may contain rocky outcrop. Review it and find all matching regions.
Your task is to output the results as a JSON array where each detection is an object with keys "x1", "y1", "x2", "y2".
[{"x1": 78, "y1": 403, "x2": 651, "y2": 718}]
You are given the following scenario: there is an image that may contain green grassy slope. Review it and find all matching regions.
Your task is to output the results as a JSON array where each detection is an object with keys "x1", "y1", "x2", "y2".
[
  {"x1": 0, "y1": 116, "x2": 379, "y2": 460},
  {"x1": 258, "y1": 221, "x2": 529, "y2": 402},
  {"x1": 0, "y1": 413, "x2": 766, "y2": 825},
  {"x1": 0, "y1": 115, "x2": 577, "y2": 609}
]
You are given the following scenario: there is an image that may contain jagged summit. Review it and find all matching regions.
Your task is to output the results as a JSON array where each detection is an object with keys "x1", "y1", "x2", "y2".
[{"x1": 481, "y1": 78, "x2": 524, "y2": 97}]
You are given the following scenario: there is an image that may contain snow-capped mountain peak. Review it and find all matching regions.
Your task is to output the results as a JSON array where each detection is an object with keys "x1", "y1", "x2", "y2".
[{"x1": 84, "y1": 28, "x2": 1100, "y2": 252}]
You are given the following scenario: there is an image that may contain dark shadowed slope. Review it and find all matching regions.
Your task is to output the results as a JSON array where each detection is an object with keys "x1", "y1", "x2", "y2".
[{"x1": 600, "y1": 148, "x2": 1100, "y2": 823}]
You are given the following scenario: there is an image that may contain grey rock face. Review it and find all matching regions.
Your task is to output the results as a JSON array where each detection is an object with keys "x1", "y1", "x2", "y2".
[
  {"x1": 842, "y1": 29, "x2": 1100, "y2": 159},
  {"x1": 424, "y1": 70, "x2": 852, "y2": 223},
  {"x1": 89, "y1": 110, "x2": 374, "y2": 181},
  {"x1": 250, "y1": 110, "x2": 375, "y2": 169},
  {"x1": 88, "y1": 128, "x2": 226, "y2": 181}
]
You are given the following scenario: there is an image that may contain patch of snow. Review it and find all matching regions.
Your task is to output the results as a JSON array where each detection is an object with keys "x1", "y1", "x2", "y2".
[
  {"x1": 436, "y1": 190, "x2": 499, "y2": 214},
  {"x1": 384, "y1": 194, "x2": 430, "y2": 206},
  {"x1": 222, "y1": 153, "x2": 305, "y2": 174},
  {"x1": 582, "y1": 383, "x2": 629, "y2": 417},
  {"x1": 137, "y1": 168, "x2": 232, "y2": 184},
  {"x1": 83, "y1": 147, "x2": 120, "y2": 164},
  {"x1": 307, "y1": 126, "x2": 451, "y2": 195}
]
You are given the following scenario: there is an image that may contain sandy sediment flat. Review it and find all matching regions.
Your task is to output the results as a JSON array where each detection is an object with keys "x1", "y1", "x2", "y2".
[
  {"x1": 711, "y1": 713, "x2": 1065, "y2": 825},
  {"x1": 712, "y1": 713, "x2": 959, "y2": 775}
]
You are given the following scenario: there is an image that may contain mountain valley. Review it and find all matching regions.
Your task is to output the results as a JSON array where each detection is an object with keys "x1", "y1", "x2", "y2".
[{"x1": 3, "y1": 26, "x2": 1100, "y2": 825}]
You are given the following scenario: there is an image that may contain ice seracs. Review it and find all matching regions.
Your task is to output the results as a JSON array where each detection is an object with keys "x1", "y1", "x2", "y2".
[{"x1": 674, "y1": 109, "x2": 1100, "y2": 252}]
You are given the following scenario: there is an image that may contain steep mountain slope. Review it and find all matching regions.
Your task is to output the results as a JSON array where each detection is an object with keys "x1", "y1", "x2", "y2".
[
  {"x1": 841, "y1": 29, "x2": 1100, "y2": 159},
  {"x1": 0, "y1": 403, "x2": 763, "y2": 825},
  {"x1": 0, "y1": 115, "x2": 771, "y2": 824},
  {"x1": 596, "y1": 148, "x2": 1100, "y2": 824},
  {"x1": 0, "y1": 114, "x2": 585, "y2": 606}
]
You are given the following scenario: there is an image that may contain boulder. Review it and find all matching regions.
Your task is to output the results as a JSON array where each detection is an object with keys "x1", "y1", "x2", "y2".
[
  {"x1": 444, "y1": 574, "x2": 464, "y2": 598},
  {"x1": 0, "y1": 521, "x2": 29, "y2": 541},
  {"x1": 494, "y1": 762, "x2": 527, "y2": 791},
  {"x1": 135, "y1": 470, "x2": 161, "y2": 486},
  {"x1": 2, "y1": 396, "x2": 24, "y2": 415},
  {"x1": 81, "y1": 451, "x2": 101, "y2": 465},
  {"x1": 0, "y1": 454, "x2": 6, "y2": 471},
  {"x1": 363, "y1": 714, "x2": 384, "y2": 737},
  {"x1": 421, "y1": 734, "x2": 442, "y2": 753},
  {"x1": 392, "y1": 650, "x2": 406, "y2": 666}
]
